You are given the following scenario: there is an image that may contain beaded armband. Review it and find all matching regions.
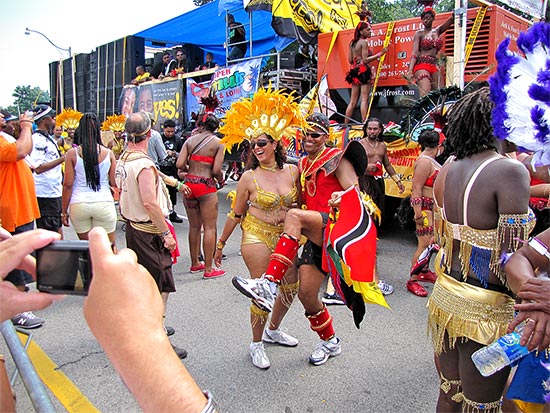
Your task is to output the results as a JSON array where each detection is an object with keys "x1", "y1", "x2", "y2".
[
  {"x1": 227, "y1": 210, "x2": 242, "y2": 221},
  {"x1": 493, "y1": 211, "x2": 537, "y2": 282},
  {"x1": 410, "y1": 197, "x2": 422, "y2": 206}
]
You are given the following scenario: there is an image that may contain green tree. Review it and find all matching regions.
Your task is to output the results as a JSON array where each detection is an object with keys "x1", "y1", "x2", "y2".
[
  {"x1": 369, "y1": 0, "x2": 454, "y2": 23},
  {"x1": 6, "y1": 85, "x2": 50, "y2": 114},
  {"x1": 192, "y1": 0, "x2": 214, "y2": 6}
]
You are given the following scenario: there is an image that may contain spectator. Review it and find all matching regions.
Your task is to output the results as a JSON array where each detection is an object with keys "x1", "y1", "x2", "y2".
[
  {"x1": 226, "y1": 13, "x2": 247, "y2": 62},
  {"x1": 175, "y1": 50, "x2": 192, "y2": 74},
  {"x1": 158, "y1": 119, "x2": 184, "y2": 223},
  {"x1": 197, "y1": 52, "x2": 217, "y2": 70},
  {"x1": 61, "y1": 113, "x2": 117, "y2": 245},
  {"x1": 115, "y1": 111, "x2": 189, "y2": 356},
  {"x1": 131, "y1": 66, "x2": 151, "y2": 85},
  {"x1": 0, "y1": 110, "x2": 43, "y2": 329},
  {"x1": 150, "y1": 51, "x2": 176, "y2": 80},
  {"x1": 28, "y1": 106, "x2": 65, "y2": 236},
  {"x1": 145, "y1": 113, "x2": 168, "y2": 168}
]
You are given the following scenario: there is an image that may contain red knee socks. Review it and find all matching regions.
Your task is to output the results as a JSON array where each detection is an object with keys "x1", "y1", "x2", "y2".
[
  {"x1": 307, "y1": 305, "x2": 335, "y2": 341},
  {"x1": 264, "y1": 233, "x2": 300, "y2": 283}
]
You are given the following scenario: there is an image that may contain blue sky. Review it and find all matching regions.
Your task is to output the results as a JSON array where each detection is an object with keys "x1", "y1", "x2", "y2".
[{"x1": 1, "y1": 1, "x2": 197, "y2": 109}]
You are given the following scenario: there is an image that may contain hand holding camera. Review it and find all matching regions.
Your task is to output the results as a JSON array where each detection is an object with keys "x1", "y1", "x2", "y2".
[{"x1": 0, "y1": 228, "x2": 63, "y2": 322}]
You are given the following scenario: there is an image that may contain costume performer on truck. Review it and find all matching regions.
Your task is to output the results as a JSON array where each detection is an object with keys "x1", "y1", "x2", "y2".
[
  {"x1": 232, "y1": 112, "x2": 383, "y2": 366},
  {"x1": 344, "y1": 10, "x2": 388, "y2": 124},
  {"x1": 406, "y1": 1, "x2": 453, "y2": 97}
]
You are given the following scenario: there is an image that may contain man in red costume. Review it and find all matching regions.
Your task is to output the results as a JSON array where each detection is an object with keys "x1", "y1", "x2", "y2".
[{"x1": 232, "y1": 112, "x2": 365, "y2": 366}]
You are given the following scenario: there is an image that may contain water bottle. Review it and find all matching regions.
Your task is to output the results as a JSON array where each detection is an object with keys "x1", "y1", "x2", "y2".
[{"x1": 471, "y1": 322, "x2": 532, "y2": 377}]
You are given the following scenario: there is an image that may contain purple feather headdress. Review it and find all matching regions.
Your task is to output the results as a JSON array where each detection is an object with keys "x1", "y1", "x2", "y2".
[{"x1": 489, "y1": 22, "x2": 550, "y2": 167}]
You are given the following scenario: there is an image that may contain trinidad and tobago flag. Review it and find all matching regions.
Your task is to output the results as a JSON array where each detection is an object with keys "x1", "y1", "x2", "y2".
[{"x1": 324, "y1": 186, "x2": 389, "y2": 328}]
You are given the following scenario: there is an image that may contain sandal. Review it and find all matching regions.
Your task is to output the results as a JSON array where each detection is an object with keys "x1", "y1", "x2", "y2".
[{"x1": 407, "y1": 280, "x2": 428, "y2": 297}]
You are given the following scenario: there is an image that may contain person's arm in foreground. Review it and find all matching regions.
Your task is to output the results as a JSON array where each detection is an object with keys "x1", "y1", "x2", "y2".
[
  {"x1": 85, "y1": 227, "x2": 209, "y2": 413},
  {"x1": 506, "y1": 227, "x2": 550, "y2": 351}
]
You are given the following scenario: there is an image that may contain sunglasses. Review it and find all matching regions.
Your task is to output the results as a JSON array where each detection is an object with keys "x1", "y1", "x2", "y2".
[
  {"x1": 250, "y1": 139, "x2": 270, "y2": 148},
  {"x1": 304, "y1": 132, "x2": 323, "y2": 138}
]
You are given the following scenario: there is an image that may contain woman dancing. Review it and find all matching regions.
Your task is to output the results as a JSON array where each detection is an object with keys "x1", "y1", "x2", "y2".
[
  {"x1": 214, "y1": 88, "x2": 305, "y2": 369},
  {"x1": 407, "y1": 129, "x2": 441, "y2": 297},
  {"x1": 176, "y1": 113, "x2": 225, "y2": 279},
  {"x1": 407, "y1": 5, "x2": 453, "y2": 97},
  {"x1": 344, "y1": 20, "x2": 387, "y2": 124}
]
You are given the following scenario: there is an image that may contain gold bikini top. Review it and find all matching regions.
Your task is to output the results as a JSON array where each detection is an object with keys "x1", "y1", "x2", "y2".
[{"x1": 249, "y1": 168, "x2": 297, "y2": 211}]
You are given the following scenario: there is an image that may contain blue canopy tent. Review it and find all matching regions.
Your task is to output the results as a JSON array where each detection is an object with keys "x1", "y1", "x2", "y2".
[{"x1": 134, "y1": 0, "x2": 292, "y2": 66}]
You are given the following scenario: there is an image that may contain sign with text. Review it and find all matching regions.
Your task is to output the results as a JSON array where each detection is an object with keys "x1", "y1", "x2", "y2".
[
  {"x1": 185, "y1": 58, "x2": 262, "y2": 121},
  {"x1": 497, "y1": 0, "x2": 546, "y2": 19}
]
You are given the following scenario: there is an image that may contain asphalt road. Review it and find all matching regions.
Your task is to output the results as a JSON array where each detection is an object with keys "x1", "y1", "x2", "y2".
[{"x1": 4, "y1": 179, "x2": 440, "y2": 413}]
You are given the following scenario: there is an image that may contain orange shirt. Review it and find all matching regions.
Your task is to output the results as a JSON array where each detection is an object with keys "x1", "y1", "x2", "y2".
[{"x1": 0, "y1": 135, "x2": 40, "y2": 231}]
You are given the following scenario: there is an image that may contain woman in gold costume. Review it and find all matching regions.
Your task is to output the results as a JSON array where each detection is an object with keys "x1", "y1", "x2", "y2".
[
  {"x1": 214, "y1": 88, "x2": 305, "y2": 370},
  {"x1": 429, "y1": 87, "x2": 534, "y2": 412}
]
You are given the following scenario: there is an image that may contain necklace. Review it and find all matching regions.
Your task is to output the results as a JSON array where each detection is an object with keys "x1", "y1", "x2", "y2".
[
  {"x1": 259, "y1": 163, "x2": 277, "y2": 172},
  {"x1": 300, "y1": 147, "x2": 326, "y2": 192},
  {"x1": 365, "y1": 138, "x2": 379, "y2": 149}
]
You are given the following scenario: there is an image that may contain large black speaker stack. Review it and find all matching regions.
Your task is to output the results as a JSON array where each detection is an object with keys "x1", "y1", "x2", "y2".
[{"x1": 49, "y1": 36, "x2": 145, "y2": 120}]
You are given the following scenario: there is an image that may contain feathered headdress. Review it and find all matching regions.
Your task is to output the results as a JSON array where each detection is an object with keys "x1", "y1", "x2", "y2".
[
  {"x1": 355, "y1": 1, "x2": 372, "y2": 22},
  {"x1": 101, "y1": 114, "x2": 126, "y2": 132},
  {"x1": 490, "y1": 22, "x2": 550, "y2": 166},
  {"x1": 417, "y1": 0, "x2": 436, "y2": 16},
  {"x1": 219, "y1": 86, "x2": 306, "y2": 150},
  {"x1": 56, "y1": 108, "x2": 83, "y2": 130},
  {"x1": 197, "y1": 95, "x2": 221, "y2": 123}
]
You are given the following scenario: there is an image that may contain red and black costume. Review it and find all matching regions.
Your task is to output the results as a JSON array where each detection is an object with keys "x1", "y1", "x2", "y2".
[{"x1": 345, "y1": 55, "x2": 373, "y2": 86}]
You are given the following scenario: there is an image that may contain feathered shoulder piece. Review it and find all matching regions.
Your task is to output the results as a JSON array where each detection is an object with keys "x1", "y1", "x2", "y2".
[
  {"x1": 490, "y1": 22, "x2": 550, "y2": 166},
  {"x1": 219, "y1": 86, "x2": 306, "y2": 150},
  {"x1": 399, "y1": 85, "x2": 462, "y2": 142},
  {"x1": 101, "y1": 114, "x2": 126, "y2": 132},
  {"x1": 56, "y1": 108, "x2": 83, "y2": 129}
]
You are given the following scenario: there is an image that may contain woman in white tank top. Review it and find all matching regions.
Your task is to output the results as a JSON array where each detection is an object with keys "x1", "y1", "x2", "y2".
[{"x1": 61, "y1": 113, "x2": 118, "y2": 245}]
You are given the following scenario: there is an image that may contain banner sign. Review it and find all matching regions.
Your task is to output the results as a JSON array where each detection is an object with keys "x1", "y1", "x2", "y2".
[
  {"x1": 185, "y1": 58, "x2": 262, "y2": 121},
  {"x1": 245, "y1": 0, "x2": 361, "y2": 40},
  {"x1": 497, "y1": 0, "x2": 546, "y2": 19},
  {"x1": 119, "y1": 79, "x2": 184, "y2": 131}
]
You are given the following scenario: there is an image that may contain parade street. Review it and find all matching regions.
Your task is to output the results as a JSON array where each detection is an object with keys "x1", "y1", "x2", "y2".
[{"x1": 6, "y1": 179, "x2": 439, "y2": 413}]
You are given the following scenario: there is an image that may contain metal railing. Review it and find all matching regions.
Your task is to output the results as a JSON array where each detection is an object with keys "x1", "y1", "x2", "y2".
[{"x1": 0, "y1": 320, "x2": 55, "y2": 412}]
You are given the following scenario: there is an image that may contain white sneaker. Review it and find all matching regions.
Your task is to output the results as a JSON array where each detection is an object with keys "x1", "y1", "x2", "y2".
[
  {"x1": 232, "y1": 276, "x2": 275, "y2": 312},
  {"x1": 378, "y1": 280, "x2": 394, "y2": 296},
  {"x1": 249, "y1": 342, "x2": 270, "y2": 369},
  {"x1": 262, "y1": 328, "x2": 298, "y2": 347},
  {"x1": 309, "y1": 337, "x2": 342, "y2": 366}
]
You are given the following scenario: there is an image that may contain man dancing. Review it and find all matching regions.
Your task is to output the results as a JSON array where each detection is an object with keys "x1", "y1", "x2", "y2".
[{"x1": 233, "y1": 112, "x2": 364, "y2": 366}]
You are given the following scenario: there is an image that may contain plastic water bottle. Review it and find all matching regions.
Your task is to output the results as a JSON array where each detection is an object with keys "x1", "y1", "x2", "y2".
[{"x1": 471, "y1": 322, "x2": 532, "y2": 377}]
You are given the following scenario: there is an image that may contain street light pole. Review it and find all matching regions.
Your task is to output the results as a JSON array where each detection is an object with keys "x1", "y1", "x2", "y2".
[
  {"x1": 25, "y1": 28, "x2": 71, "y2": 57},
  {"x1": 25, "y1": 28, "x2": 74, "y2": 110}
]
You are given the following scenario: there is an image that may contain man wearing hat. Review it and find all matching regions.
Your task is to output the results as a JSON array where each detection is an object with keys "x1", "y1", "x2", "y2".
[
  {"x1": 233, "y1": 112, "x2": 367, "y2": 366},
  {"x1": 27, "y1": 105, "x2": 65, "y2": 234},
  {"x1": 0, "y1": 110, "x2": 44, "y2": 328}
]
